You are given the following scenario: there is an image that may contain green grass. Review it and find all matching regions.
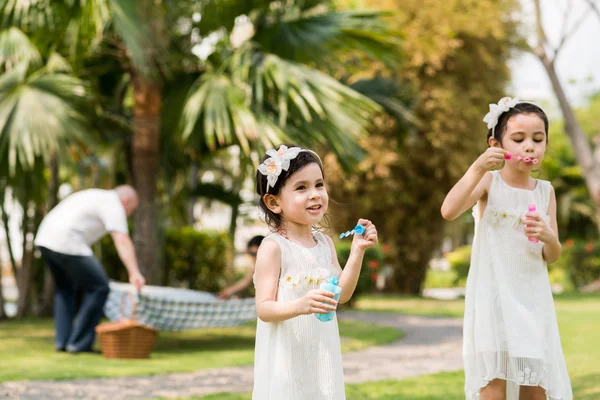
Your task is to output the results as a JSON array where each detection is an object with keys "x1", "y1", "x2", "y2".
[
  {"x1": 180, "y1": 293, "x2": 600, "y2": 400},
  {"x1": 0, "y1": 318, "x2": 403, "y2": 382},
  {"x1": 176, "y1": 371, "x2": 466, "y2": 400},
  {"x1": 355, "y1": 294, "x2": 465, "y2": 317}
]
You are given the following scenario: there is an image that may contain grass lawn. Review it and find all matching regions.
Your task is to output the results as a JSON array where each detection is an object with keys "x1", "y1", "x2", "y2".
[
  {"x1": 183, "y1": 371, "x2": 466, "y2": 400},
  {"x1": 354, "y1": 294, "x2": 465, "y2": 317},
  {"x1": 0, "y1": 318, "x2": 403, "y2": 382},
  {"x1": 184, "y1": 292, "x2": 600, "y2": 400}
]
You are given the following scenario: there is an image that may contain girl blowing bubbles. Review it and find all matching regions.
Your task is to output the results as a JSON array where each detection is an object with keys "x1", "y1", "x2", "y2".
[
  {"x1": 441, "y1": 98, "x2": 572, "y2": 400},
  {"x1": 252, "y1": 145, "x2": 378, "y2": 399}
]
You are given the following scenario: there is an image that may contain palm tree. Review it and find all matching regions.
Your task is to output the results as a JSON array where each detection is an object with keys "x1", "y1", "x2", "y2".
[
  {"x1": 1, "y1": 0, "x2": 398, "y2": 286},
  {"x1": 0, "y1": 19, "x2": 96, "y2": 314}
]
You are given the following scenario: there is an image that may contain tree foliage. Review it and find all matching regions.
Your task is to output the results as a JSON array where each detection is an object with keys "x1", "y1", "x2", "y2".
[{"x1": 327, "y1": 0, "x2": 519, "y2": 293}]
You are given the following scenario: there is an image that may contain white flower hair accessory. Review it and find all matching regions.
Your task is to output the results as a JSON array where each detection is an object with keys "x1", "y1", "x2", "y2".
[
  {"x1": 483, "y1": 96, "x2": 520, "y2": 134},
  {"x1": 257, "y1": 145, "x2": 323, "y2": 192}
]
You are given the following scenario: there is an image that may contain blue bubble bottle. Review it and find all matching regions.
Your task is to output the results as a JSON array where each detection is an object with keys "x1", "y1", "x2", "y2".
[{"x1": 315, "y1": 276, "x2": 342, "y2": 322}]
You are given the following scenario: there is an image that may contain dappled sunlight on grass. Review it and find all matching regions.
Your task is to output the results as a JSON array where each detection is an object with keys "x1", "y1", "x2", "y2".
[
  {"x1": 0, "y1": 317, "x2": 402, "y2": 382},
  {"x1": 355, "y1": 295, "x2": 465, "y2": 317},
  {"x1": 187, "y1": 293, "x2": 599, "y2": 400}
]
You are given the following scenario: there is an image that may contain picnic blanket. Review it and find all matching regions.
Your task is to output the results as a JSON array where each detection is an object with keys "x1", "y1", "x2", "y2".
[{"x1": 103, "y1": 281, "x2": 257, "y2": 331}]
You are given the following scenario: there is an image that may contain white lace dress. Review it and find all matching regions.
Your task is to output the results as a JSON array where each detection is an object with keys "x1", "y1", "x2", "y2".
[
  {"x1": 252, "y1": 232, "x2": 346, "y2": 399},
  {"x1": 464, "y1": 171, "x2": 572, "y2": 399}
]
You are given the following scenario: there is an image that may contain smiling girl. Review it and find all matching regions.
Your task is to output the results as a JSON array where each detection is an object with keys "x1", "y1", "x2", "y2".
[{"x1": 251, "y1": 145, "x2": 378, "y2": 399}]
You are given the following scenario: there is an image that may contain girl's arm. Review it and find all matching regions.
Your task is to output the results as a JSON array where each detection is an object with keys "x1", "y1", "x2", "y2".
[
  {"x1": 254, "y1": 238, "x2": 337, "y2": 322},
  {"x1": 325, "y1": 219, "x2": 378, "y2": 304},
  {"x1": 441, "y1": 147, "x2": 508, "y2": 221},
  {"x1": 525, "y1": 186, "x2": 561, "y2": 263}
]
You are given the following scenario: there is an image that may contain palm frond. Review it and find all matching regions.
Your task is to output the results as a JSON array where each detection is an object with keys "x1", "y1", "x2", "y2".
[
  {"x1": 0, "y1": 0, "x2": 56, "y2": 32},
  {"x1": 0, "y1": 27, "x2": 43, "y2": 70},
  {"x1": 234, "y1": 46, "x2": 379, "y2": 163},
  {"x1": 46, "y1": 51, "x2": 73, "y2": 73},
  {"x1": 180, "y1": 0, "x2": 273, "y2": 34},
  {"x1": 180, "y1": 71, "x2": 265, "y2": 154},
  {"x1": 350, "y1": 77, "x2": 423, "y2": 128},
  {"x1": 63, "y1": 0, "x2": 111, "y2": 65},
  {"x1": 181, "y1": 45, "x2": 379, "y2": 167},
  {"x1": 1, "y1": 0, "x2": 160, "y2": 78},
  {"x1": 0, "y1": 62, "x2": 95, "y2": 176},
  {"x1": 108, "y1": 0, "x2": 159, "y2": 78},
  {"x1": 252, "y1": 7, "x2": 400, "y2": 66}
]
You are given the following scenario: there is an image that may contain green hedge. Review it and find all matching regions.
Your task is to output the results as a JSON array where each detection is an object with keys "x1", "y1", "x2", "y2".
[
  {"x1": 443, "y1": 240, "x2": 600, "y2": 291},
  {"x1": 553, "y1": 239, "x2": 600, "y2": 290},
  {"x1": 443, "y1": 245, "x2": 471, "y2": 287},
  {"x1": 335, "y1": 241, "x2": 384, "y2": 306},
  {"x1": 98, "y1": 228, "x2": 230, "y2": 292},
  {"x1": 165, "y1": 228, "x2": 230, "y2": 292}
]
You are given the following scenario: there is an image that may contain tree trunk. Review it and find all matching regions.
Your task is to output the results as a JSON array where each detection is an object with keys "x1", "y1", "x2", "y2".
[
  {"x1": 229, "y1": 203, "x2": 239, "y2": 270},
  {"x1": 0, "y1": 193, "x2": 18, "y2": 288},
  {"x1": 388, "y1": 212, "x2": 446, "y2": 294},
  {"x1": 533, "y1": 0, "x2": 600, "y2": 233},
  {"x1": 38, "y1": 155, "x2": 60, "y2": 316},
  {"x1": 131, "y1": 70, "x2": 162, "y2": 284},
  {"x1": 0, "y1": 250, "x2": 6, "y2": 319},
  {"x1": 188, "y1": 160, "x2": 199, "y2": 225},
  {"x1": 538, "y1": 54, "x2": 600, "y2": 203},
  {"x1": 16, "y1": 202, "x2": 32, "y2": 317}
]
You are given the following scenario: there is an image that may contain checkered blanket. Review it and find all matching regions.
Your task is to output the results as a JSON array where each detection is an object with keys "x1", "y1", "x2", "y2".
[{"x1": 103, "y1": 281, "x2": 257, "y2": 331}]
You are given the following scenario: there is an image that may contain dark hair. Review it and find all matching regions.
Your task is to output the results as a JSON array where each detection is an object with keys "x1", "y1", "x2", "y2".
[
  {"x1": 487, "y1": 102, "x2": 549, "y2": 143},
  {"x1": 255, "y1": 144, "x2": 325, "y2": 232},
  {"x1": 247, "y1": 235, "x2": 265, "y2": 248}
]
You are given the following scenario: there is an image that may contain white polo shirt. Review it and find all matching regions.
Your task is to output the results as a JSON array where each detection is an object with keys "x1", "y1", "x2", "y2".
[{"x1": 34, "y1": 189, "x2": 129, "y2": 256}]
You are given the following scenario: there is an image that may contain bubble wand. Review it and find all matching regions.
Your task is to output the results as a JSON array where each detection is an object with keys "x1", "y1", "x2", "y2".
[
  {"x1": 505, "y1": 152, "x2": 539, "y2": 164},
  {"x1": 339, "y1": 224, "x2": 366, "y2": 239}
]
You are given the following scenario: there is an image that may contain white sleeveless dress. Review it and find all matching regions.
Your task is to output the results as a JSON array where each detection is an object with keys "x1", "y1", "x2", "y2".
[
  {"x1": 464, "y1": 171, "x2": 572, "y2": 399},
  {"x1": 252, "y1": 232, "x2": 346, "y2": 400}
]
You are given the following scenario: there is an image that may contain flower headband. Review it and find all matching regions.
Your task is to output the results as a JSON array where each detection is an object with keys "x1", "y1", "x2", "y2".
[
  {"x1": 483, "y1": 96, "x2": 547, "y2": 136},
  {"x1": 257, "y1": 145, "x2": 323, "y2": 192}
]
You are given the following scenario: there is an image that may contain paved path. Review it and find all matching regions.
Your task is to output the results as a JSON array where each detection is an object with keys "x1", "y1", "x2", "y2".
[{"x1": 0, "y1": 311, "x2": 463, "y2": 399}]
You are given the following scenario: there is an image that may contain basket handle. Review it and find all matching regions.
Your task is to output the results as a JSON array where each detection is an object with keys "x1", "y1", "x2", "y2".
[{"x1": 120, "y1": 291, "x2": 137, "y2": 321}]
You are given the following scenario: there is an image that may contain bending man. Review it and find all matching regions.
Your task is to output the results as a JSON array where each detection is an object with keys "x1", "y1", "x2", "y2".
[{"x1": 34, "y1": 185, "x2": 145, "y2": 353}]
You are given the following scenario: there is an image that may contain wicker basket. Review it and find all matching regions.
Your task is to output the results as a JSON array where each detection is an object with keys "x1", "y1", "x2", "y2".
[{"x1": 96, "y1": 292, "x2": 157, "y2": 359}]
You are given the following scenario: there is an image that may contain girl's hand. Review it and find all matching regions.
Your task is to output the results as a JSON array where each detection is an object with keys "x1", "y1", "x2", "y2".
[
  {"x1": 523, "y1": 212, "x2": 556, "y2": 243},
  {"x1": 352, "y1": 218, "x2": 378, "y2": 251},
  {"x1": 297, "y1": 289, "x2": 337, "y2": 315},
  {"x1": 473, "y1": 148, "x2": 510, "y2": 174}
]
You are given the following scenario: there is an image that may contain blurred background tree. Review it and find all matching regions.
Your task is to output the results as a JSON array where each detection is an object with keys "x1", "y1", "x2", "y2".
[
  {"x1": 326, "y1": 0, "x2": 519, "y2": 293},
  {"x1": 0, "y1": 0, "x2": 401, "y2": 314}
]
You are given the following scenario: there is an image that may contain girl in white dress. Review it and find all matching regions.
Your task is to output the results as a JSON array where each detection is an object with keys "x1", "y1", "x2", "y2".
[
  {"x1": 441, "y1": 98, "x2": 572, "y2": 400},
  {"x1": 252, "y1": 144, "x2": 378, "y2": 399}
]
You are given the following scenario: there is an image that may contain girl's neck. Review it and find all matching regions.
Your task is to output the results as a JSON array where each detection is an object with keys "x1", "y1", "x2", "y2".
[
  {"x1": 500, "y1": 167, "x2": 535, "y2": 190},
  {"x1": 280, "y1": 222, "x2": 315, "y2": 246}
]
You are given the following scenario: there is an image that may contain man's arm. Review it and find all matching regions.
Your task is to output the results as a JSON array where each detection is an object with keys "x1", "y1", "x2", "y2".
[
  {"x1": 111, "y1": 231, "x2": 145, "y2": 291},
  {"x1": 218, "y1": 269, "x2": 254, "y2": 299}
]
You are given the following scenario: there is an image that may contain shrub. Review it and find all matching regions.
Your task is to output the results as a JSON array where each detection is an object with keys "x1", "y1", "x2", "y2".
[
  {"x1": 443, "y1": 245, "x2": 471, "y2": 287},
  {"x1": 335, "y1": 241, "x2": 385, "y2": 306},
  {"x1": 441, "y1": 239, "x2": 599, "y2": 292},
  {"x1": 165, "y1": 228, "x2": 230, "y2": 292},
  {"x1": 554, "y1": 238, "x2": 600, "y2": 290},
  {"x1": 98, "y1": 228, "x2": 230, "y2": 292}
]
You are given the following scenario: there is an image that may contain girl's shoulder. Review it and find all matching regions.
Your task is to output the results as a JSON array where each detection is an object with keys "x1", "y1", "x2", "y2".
[
  {"x1": 314, "y1": 231, "x2": 331, "y2": 243},
  {"x1": 533, "y1": 177, "x2": 554, "y2": 196},
  {"x1": 535, "y1": 177, "x2": 555, "y2": 200},
  {"x1": 315, "y1": 231, "x2": 336, "y2": 250},
  {"x1": 258, "y1": 234, "x2": 282, "y2": 254},
  {"x1": 477, "y1": 171, "x2": 496, "y2": 197},
  {"x1": 535, "y1": 177, "x2": 553, "y2": 188}
]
